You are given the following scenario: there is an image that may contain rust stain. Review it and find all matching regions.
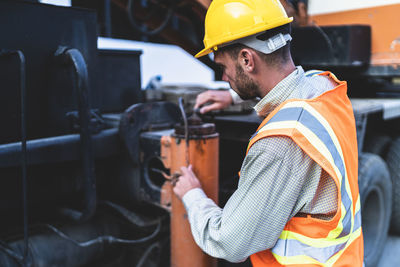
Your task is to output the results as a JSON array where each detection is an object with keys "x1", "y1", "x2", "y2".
[
  {"x1": 160, "y1": 135, "x2": 172, "y2": 169},
  {"x1": 170, "y1": 135, "x2": 219, "y2": 267}
]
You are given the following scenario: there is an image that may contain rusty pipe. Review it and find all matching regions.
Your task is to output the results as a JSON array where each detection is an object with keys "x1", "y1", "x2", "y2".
[{"x1": 161, "y1": 118, "x2": 219, "y2": 267}]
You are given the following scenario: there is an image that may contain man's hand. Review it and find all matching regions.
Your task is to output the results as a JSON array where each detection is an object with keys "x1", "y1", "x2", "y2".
[
  {"x1": 173, "y1": 165, "x2": 202, "y2": 200},
  {"x1": 194, "y1": 90, "x2": 233, "y2": 114}
]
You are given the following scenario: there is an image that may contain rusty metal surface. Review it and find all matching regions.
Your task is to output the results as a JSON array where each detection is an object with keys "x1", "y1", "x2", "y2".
[
  {"x1": 174, "y1": 123, "x2": 216, "y2": 137},
  {"x1": 158, "y1": 100, "x2": 220, "y2": 266},
  {"x1": 174, "y1": 113, "x2": 217, "y2": 137},
  {"x1": 169, "y1": 134, "x2": 219, "y2": 267}
]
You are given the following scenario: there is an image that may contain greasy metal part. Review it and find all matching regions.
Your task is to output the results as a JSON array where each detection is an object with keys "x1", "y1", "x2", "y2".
[
  {"x1": 17, "y1": 50, "x2": 28, "y2": 267},
  {"x1": 66, "y1": 109, "x2": 107, "y2": 135},
  {"x1": 0, "y1": 49, "x2": 29, "y2": 266},
  {"x1": 120, "y1": 102, "x2": 181, "y2": 166},
  {"x1": 174, "y1": 111, "x2": 216, "y2": 137},
  {"x1": 0, "y1": 128, "x2": 120, "y2": 168},
  {"x1": 55, "y1": 47, "x2": 96, "y2": 222},
  {"x1": 120, "y1": 102, "x2": 181, "y2": 206},
  {"x1": 151, "y1": 168, "x2": 180, "y2": 186},
  {"x1": 174, "y1": 122, "x2": 216, "y2": 137}
]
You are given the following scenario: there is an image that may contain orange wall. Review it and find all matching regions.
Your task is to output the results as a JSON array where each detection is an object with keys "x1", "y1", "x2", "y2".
[{"x1": 311, "y1": 4, "x2": 400, "y2": 65}]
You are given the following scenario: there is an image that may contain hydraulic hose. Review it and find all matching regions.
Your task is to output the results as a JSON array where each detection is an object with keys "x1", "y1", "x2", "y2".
[
  {"x1": 127, "y1": 0, "x2": 174, "y2": 35},
  {"x1": 55, "y1": 47, "x2": 96, "y2": 222},
  {"x1": 0, "y1": 213, "x2": 162, "y2": 267},
  {"x1": 45, "y1": 222, "x2": 161, "y2": 247}
]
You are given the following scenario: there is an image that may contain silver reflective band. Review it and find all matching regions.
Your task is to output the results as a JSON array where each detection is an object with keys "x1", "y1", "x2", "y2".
[{"x1": 221, "y1": 33, "x2": 292, "y2": 54}]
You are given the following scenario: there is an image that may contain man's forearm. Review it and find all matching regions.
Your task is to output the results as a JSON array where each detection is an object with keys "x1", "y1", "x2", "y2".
[{"x1": 182, "y1": 188, "x2": 249, "y2": 263}]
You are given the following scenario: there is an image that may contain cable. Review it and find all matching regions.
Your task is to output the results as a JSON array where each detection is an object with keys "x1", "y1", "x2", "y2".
[
  {"x1": 45, "y1": 221, "x2": 161, "y2": 247},
  {"x1": 178, "y1": 97, "x2": 190, "y2": 166},
  {"x1": 0, "y1": 241, "x2": 23, "y2": 266},
  {"x1": 101, "y1": 201, "x2": 161, "y2": 227},
  {"x1": 127, "y1": 0, "x2": 174, "y2": 35},
  {"x1": 136, "y1": 242, "x2": 160, "y2": 267},
  {"x1": 311, "y1": 23, "x2": 335, "y2": 61}
]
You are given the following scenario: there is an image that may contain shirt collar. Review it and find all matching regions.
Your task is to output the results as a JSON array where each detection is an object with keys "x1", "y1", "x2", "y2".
[{"x1": 254, "y1": 66, "x2": 304, "y2": 117}]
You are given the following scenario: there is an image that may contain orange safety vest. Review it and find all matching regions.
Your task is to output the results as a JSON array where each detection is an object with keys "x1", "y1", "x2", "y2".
[{"x1": 246, "y1": 71, "x2": 364, "y2": 266}]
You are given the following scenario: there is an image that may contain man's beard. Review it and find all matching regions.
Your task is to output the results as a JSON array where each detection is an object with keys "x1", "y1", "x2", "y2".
[{"x1": 232, "y1": 64, "x2": 260, "y2": 100}]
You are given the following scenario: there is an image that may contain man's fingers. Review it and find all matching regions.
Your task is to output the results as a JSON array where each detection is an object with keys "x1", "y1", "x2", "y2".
[
  {"x1": 194, "y1": 92, "x2": 212, "y2": 109},
  {"x1": 195, "y1": 90, "x2": 233, "y2": 114},
  {"x1": 200, "y1": 102, "x2": 221, "y2": 114},
  {"x1": 180, "y1": 165, "x2": 196, "y2": 180},
  {"x1": 195, "y1": 91, "x2": 220, "y2": 109},
  {"x1": 180, "y1": 166, "x2": 190, "y2": 176},
  {"x1": 174, "y1": 165, "x2": 201, "y2": 199}
]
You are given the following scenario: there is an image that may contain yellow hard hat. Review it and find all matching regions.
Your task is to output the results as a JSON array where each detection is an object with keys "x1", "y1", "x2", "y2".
[{"x1": 195, "y1": 0, "x2": 293, "y2": 58}]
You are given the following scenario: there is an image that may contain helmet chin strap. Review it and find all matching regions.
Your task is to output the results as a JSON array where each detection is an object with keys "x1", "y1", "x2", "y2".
[{"x1": 222, "y1": 33, "x2": 292, "y2": 54}]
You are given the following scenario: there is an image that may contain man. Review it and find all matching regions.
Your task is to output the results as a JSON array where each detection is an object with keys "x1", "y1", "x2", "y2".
[{"x1": 173, "y1": 0, "x2": 364, "y2": 266}]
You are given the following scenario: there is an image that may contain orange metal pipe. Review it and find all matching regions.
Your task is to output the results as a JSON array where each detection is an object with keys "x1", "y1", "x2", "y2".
[{"x1": 167, "y1": 133, "x2": 219, "y2": 267}]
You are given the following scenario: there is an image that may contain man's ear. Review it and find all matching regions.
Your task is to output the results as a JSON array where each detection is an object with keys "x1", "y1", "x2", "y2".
[{"x1": 238, "y1": 48, "x2": 256, "y2": 73}]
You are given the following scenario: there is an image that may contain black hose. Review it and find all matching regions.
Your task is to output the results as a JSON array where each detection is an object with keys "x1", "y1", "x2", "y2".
[
  {"x1": 136, "y1": 242, "x2": 160, "y2": 267},
  {"x1": 45, "y1": 221, "x2": 161, "y2": 247},
  {"x1": 311, "y1": 23, "x2": 335, "y2": 61},
  {"x1": 101, "y1": 201, "x2": 161, "y2": 227},
  {"x1": 127, "y1": 0, "x2": 174, "y2": 36},
  {"x1": 0, "y1": 241, "x2": 23, "y2": 266}
]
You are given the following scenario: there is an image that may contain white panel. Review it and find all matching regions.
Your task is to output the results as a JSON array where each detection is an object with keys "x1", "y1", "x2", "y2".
[
  {"x1": 40, "y1": 0, "x2": 71, "y2": 7},
  {"x1": 98, "y1": 37, "x2": 227, "y2": 89},
  {"x1": 308, "y1": 0, "x2": 400, "y2": 15}
]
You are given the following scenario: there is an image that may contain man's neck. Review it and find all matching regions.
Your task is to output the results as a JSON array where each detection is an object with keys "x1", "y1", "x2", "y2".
[{"x1": 256, "y1": 61, "x2": 296, "y2": 98}]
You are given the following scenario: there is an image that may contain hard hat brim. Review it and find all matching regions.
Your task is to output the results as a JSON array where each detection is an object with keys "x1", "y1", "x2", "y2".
[
  {"x1": 195, "y1": 47, "x2": 213, "y2": 58},
  {"x1": 195, "y1": 17, "x2": 293, "y2": 58}
]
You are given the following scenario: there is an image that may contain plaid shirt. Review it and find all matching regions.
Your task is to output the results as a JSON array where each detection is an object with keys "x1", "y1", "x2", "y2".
[{"x1": 182, "y1": 66, "x2": 339, "y2": 262}]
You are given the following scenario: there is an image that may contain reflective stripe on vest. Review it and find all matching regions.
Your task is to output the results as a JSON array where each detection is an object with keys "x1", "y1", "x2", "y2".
[
  {"x1": 258, "y1": 101, "x2": 361, "y2": 265},
  {"x1": 248, "y1": 94, "x2": 362, "y2": 265},
  {"x1": 305, "y1": 70, "x2": 324, "y2": 77}
]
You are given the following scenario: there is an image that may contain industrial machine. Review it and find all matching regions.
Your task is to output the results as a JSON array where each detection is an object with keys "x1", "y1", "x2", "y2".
[{"x1": 1, "y1": 0, "x2": 400, "y2": 266}]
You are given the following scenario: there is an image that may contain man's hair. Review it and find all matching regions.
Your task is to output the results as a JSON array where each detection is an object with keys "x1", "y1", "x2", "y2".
[{"x1": 217, "y1": 24, "x2": 292, "y2": 67}]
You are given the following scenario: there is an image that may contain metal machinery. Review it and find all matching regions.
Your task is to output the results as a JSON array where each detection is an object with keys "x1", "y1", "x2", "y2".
[{"x1": 1, "y1": 0, "x2": 400, "y2": 267}]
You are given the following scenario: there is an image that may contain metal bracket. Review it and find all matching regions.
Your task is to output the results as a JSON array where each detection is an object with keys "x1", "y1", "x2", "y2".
[
  {"x1": 66, "y1": 109, "x2": 107, "y2": 134},
  {"x1": 354, "y1": 113, "x2": 368, "y2": 154},
  {"x1": 119, "y1": 102, "x2": 181, "y2": 166}
]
